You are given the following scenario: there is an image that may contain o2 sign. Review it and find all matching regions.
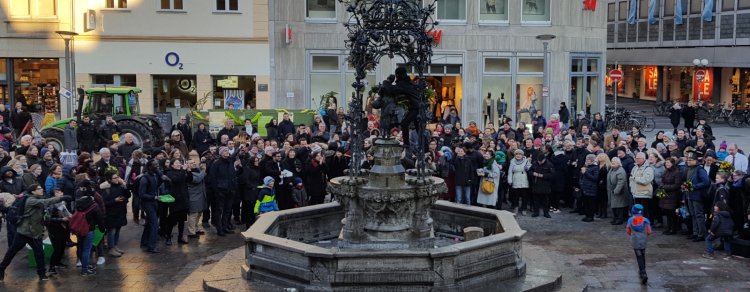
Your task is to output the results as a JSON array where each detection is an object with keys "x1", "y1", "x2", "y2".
[{"x1": 165, "y1": 52, "x2": 184, "y2": 70}]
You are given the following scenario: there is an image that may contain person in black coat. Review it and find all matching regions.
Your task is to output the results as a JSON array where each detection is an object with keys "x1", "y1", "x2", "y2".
[
  {"x1": 559, "y1": 102, "x2": 570, "y2": 128},
  {"x1": 77, "y1": 116, "x2": 99, "y2": 154},
  {"x1": 238, "y1": 156, "x2": 261, "y2": 228},
  {"x1": 265, "y1": 119, "x2": 279, "y2": 142},
  {"x1": 101, "y1": 171, "x2": 129, "y2": 256},
  {"x1": 451, "y1": 146, "x2": 474, "y2": 205},
  {"x1": 10, "y1": 103, "x2": 31, "y2": 138},
  {"x1": 207, "y1": 147, "x2": 240, "y2": 236},
  {"x1": 304, "y1": 152, "x2": 328, "y2": 205},
  {"x1": 529, "y1": 154, "x2": 555, "y2": 218},
  {"x1": 164, "y1": 160, "x2": 190, "y2": 244},
  {"x1": 550, "y1": 149, "x2": 571, "y2": 211},
  {"x1": 669, "y1": 104, "x2": 682, "y2": 135},
  {"x1": 682, "y1": 103, "x2": 696, "y2": 134},
  {"x1": 98, "y1": 116, "x2": 122, "y2": 147},
  {"x1": 278, "y1": 113, "x2": 295, "y2": 141},
  {"x1": 171, "y1": 116, "x2": 192, "y2": 148},
  {"x1": 192, "y1": 123, "x2": 213, "y2": 156},
  {"x1": 579, "y1": 154, "x2": 600, "y2": 222},
  {"x1": 617, "y1": 147, "x2": 635, "y2": 175}
]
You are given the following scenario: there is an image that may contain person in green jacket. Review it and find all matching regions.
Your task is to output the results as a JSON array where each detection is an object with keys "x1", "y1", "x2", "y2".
[
  {"x1": 0, "y1": 184, "x2": 69, "y2": 281},
  {"x1": 254, "y1": 177, "x2": 279, "y2": 215}
]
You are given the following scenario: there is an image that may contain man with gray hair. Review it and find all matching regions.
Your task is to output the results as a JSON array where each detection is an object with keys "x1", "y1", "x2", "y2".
[
  {"x1": 630, "y1": 152, "x2": 654, "y2": 221},
  {"x1": 95, "y1": 147, "x2": 115, "y2": 177}
]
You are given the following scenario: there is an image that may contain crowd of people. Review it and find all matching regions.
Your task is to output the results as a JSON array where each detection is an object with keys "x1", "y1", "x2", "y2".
[{"x1": 0, "y1": 95, "x2": 747, "y2": 283}]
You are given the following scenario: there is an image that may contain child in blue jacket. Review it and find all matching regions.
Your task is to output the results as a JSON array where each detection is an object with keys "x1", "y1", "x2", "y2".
[
  {"x1": 626, "y1": 204, "x2": 652, "y2": 285},
  {"x1": 254, "y1": 177, "x2": 279, "y2": 215}
]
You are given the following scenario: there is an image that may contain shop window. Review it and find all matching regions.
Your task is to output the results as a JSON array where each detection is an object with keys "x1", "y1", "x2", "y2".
[
  {"x1": 0, "y1": 59, "x2": 6, "y2": 82},
  {"x1": 480, "y1": 0, "x2": 508, "y2": 22},
  {"x1": 437, "y1": 0, "x2": 467, "y2": 21},
  {"x1": 722, "y1": 0, "x2": 735, "y2": 11},
  {"x1": 481, "y1": 76, "x2": 511, "y2": 127},
  {"x1": 310, "y1": 75, "x2": 340, "y2": 109},
  {"x1": 740, "y1": 0, "x2": 750, "y2": 9},
  {"x1": 690, "y1": 0, "x2": 701, "y2": 14},
  {"x1": 485, "y1": 58, "x2": 510, "y2": 73},
  {"x1": 516, "y1": 76, "x2": 543, "y2": 125},
  {"x1": 665, "y1": 0, "x2": 675, "y2": 16},
  {"x1": 608, "y1": 3, "x2": 616, "y2": 21},
  {"x1": 639, "y1": 0, "x2": 648, "y2": 19},
  {"x1": 619, "y1": 1, "x2": 628, "y2": 20},
  {"x1": 519, "y1": 59, "x2": 544, "y2": 73},
  {"x1": 105, "y1": 0, "x2": 127, "y2": 9},
  {"x1": 13, "y1": 58, "x2": 60, "y2": 112},
  {"x1": 306, "y1": 0, "x2": 336, "y2": 20},
  {"x1": 312, "y1": 56, "x2": 339, "y2": 71},
  {"x1": 161, "y1": 0, "x2": 183, "y2": 10},
  {"x1": 216, "y1": 0, "x2": 238, "y2": 11},
  {"x1": 92, "y1": 75, "x2": 115, "y2": 85},
  {"x1": 521, "y1": 0, "x2": 551, "y2": 23},
  {"x1": 212, "y1": 76, "x2": 256, "y2": 109},
  {"x1": 91, "y1": 74, "x2": 136, "y2": 87},
  {"x1": 153, "y1": 75, "x2": 196, "y2": 112}
]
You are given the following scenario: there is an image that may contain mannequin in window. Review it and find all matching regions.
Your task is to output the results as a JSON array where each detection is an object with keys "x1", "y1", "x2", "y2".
[
  {"x1": 484, "y1": 92, "x2": 492, "y2": 126},
  {"x1": 518, "y1": 86, "x2": 537, "y2": 124},
  {"x1": 486, "y1": 0, "x2": 497, "y2": 13},
  {"x1": 496, "y1": 93, "x2": 507, "y2": 124}
]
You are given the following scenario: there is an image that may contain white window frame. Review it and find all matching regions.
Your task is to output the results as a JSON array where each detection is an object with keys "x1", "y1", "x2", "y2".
[
  {"x1": 478, "y1": 0, "x2": 510, "y2": 25},
  {"x1": 433, "y1": 0, "x2": 468, "y2": 24},
  {"x1": 305, "y1": 0, "x2": 337, "y2": 23},
  {"x1": 520, "y1": 0, "x2": 552, "y2": 26},
  {"x1": 214, "y1": 0, "x2": 239, "y2": 12},
  {"x1": 104, "y1": 0, "x2": 127, "y2": 9},
  {"x1": 158, "y1": 0, "x2": 184, "y2": 12},
  {"x1": 9, "y1": 0, "x2": 58, "y2": 19}
]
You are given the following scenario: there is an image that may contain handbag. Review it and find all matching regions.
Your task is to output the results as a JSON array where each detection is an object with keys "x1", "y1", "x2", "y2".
[{"x1": 481, "y1": 178, "x2": 495, "y2": 194}]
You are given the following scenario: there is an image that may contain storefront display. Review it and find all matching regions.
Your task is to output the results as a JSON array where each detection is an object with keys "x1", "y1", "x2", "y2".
[
  {"x1": 13, "y1": 59, "x2": 60, "y2": 112},
  {"x1": 153, "y1": 75, "x2": 197, "y2": 112},
  {"x1": 212, "y1": 75, "x2": 256, "y2": 109},
  {"x1": 692, "y1": 68, "x2": 713, "y2": 102}
]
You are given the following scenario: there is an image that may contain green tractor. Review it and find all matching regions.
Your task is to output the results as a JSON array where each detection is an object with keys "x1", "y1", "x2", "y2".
[{"x1": 41, "y1": 86, "x2": 166, "y2": 151}]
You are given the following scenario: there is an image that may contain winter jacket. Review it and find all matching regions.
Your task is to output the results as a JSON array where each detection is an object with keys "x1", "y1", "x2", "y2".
[
  {"x1": 630, "y1": 163, "x2": 654, "y2": 199},
  {"x1": 43, "y1": 175, "x2": 58, "y2": 197},
  {"x1": 187, "y1": 168, "x2": 207, "y2": 213},
  {"x1": 304, "y1": 160, "x2": 327, "y2": 199},
  {"x1": 508, "y1": 158, "x2": 531, "y2": 189},
  {"x1": 590, "y1": 119, "x2": 606, "y2": 135},
  {"x1": 659, "y1": 167, "x2": 684, "y2": 210},
  {"x1": 529, "y1": 160, "x2": 555, "y2": 195},
  {"x1": 686, "y1": 165, "x2": 710, "y2": 201},
  {"x1": 292, "y1": 187, "x2": 309, "y2": 207},
  {"x1": 75, "y1": 195, "x2": 104, "y2": 233},
  {"x1": 99, "y1": 122, "x2": 121, "y2": 142},
  {"x1": 558, "y1": 106, "x2": 570, "y2": 124},
  {"x1": 579, "y1": 164, "x2": 600, "y2": 197},
  {"x1": 64, "y1": 125, "x2": 78, "y2": 151},
  {"x1": 265, "y1": 123, "x2": 279, "y2": 141},
  {"x1": 100, "y1": 181, "x2": 129, "y2": 229},
  {"x1": 208, "y1": 157, "x2": 238, "y2": 193},
  {"x1": 620, "y1": 155, "x2": 635, "y2": 175},
  {"x1": 118, "y1": 142, "x2": 140, "y2": 162},
  {"x1": 607, "y1": 166, "x2": 629, "y2": 208},
  {"x1": 166, "y1": 169, "x2": 190, "y2": 211},
  {"x1": 172, "y1": 122, "x2": 192, "y2": 146},
  {"x1": 217, "y1": 126, "x2": 239, "y2": 141},
  {"x1": 682, "y1": 106, "x2": 696, "y2": 128},
  {"x1": 651, "y1": 162, "x2": 665, "y2": 187},
  {"x1": 192, "y1": 128, "x2": 213, "y2": 156},
  {"x1": 254, "y1": 186, "x2": 279, "y2": 214},
  {"x1": 710, "y1": 211, "x2": 734, "y2": 237},
  {"x1": 452, "y1": 155, "x2": 475, "y2": 186},
  {"x1": 17, "y1": 195, "x2": 65, "y2": 239},
  {"x1": 477, "y1": 161, "x2": 501, "y2": 206},
  {"x1": 669, "y1": 107, "x2": 681, "y2": 127},
  {"x1": 139, "y1": 172, "x2": 161, "y2": 202},
  {"x1": 278, "y1": 120, "x2": 295, "y2": 140},
  {"x1": 626, "y1": 215, "x2": 652, "y2": 250}
]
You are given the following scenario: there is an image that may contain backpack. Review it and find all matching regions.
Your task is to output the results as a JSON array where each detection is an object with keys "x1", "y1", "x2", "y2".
[
  {"x1": 69, "y1": 204, "x2": 96, "y2": 236},
  {"x1": 5, "y1": 195, "x2": 28, "y2": 225}
]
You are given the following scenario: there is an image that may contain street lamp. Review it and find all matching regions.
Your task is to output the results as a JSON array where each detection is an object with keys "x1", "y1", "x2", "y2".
[
  {"x1": 536, "y1": 34, "x2": 556, "y2": 119},
  {"x1": 692, "y1": 58, "x2": 709, "y2": 102},
  {"x1": 55, "y1": 30, "x2": 78, "y2": 118}
]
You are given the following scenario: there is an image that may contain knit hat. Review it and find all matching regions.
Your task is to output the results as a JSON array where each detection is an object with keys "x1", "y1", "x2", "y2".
[
  {"x1": 534, "y1": 138, "x2": 542, "y2": 147},
  {"x1": 719, "y1": 141, "x2": 727, "y2": 150},
  {"x1": 219, "y1": 146, "x2": 229, "y2": 155},
  {"x1": 40, "y1": 147, "x2": 49, "y2": 158},
  {"x1": 263, "y1": 176, "x2": 274, "y2": 186},
  {"x1": 704, "y1": 149, "x2": 717, "y2": 159},
  {"x1": 632, "y1": 204, "x2": 644, "y2": 215},
  {"x1": 545, "y1": 128, "x2": 553, "y2": 135},
  {"x1": 514, "y1": 149, "x2": 524, "y2": 156},
  {"x1": 294, "y1": 177, "x2": 303, "y2": 185}
]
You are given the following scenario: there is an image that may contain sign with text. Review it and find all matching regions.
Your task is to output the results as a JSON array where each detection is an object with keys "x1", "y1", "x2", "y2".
[
  {"x1": 692, "y1": 68, "x2": 713, "y2": 102},
  {"x1": 644, "y1": 66, "x2": 658, "y2": 97}
]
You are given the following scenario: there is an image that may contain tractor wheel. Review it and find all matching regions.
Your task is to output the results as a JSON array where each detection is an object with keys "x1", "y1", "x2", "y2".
[
  {"x1": 119, "y1": 120, "x2": 153, "y2": 148},
  {"x1": 41, "y1": 128, "x2": 65, "y2": 152}
]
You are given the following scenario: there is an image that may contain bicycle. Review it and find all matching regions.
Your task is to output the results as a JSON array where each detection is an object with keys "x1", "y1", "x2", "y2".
[
  {"x1": 653, "y1": 101, "x2": 671, "y2": 116},
  {"x1": 631, "y1": 112, "x2": 656, "y2": 132},
  {"x1": 606, "y1": 109, "x2": 640, "y2": 131},
  {"x1": 713, "y1": 103, "x2": 737, "y2": 123},
  {"x1": 729, "y1": 107, "x2": 750, "y2": 128}
]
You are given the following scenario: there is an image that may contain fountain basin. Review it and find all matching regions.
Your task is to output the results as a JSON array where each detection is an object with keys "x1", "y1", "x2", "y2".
[{"x1": 241, "y1": 200, "x2": 528, "y2": 291}]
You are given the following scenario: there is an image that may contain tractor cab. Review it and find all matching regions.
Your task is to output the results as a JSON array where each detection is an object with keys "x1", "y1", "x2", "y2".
[{"x1": 83, "y1": 87, "x2": 141, "y2": 122}]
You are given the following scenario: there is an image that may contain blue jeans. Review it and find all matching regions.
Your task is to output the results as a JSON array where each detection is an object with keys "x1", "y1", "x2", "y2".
[
  {"x1": 706, "y1": 234, "x2": 732, "y2": 255},
  {"x1": 140, "y1": 202, "x2": 159, "y2": 250},
  {"x1": 80, "y1": 231, "x2": 94, "y2": 273},
  {"x1": 455, "y1": 185, "x2": 471, "y2": 205},
  {"x1": 107, "y1": 227, "x2": 121, "y2": 247}
]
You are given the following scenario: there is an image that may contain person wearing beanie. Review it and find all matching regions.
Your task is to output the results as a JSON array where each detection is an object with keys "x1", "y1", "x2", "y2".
[
  {"x1": 626, "y1": 203, "x2": 652, "y2": 285},
  {"x1": 716, "y1": 141, "x2": 729, "y2": 161},
  {"x1": 291, "y1": 177, "x2": 308, "y2": 208},
  {"x1": 254, "y1": 176, "x2": 279, "y2": 215}
]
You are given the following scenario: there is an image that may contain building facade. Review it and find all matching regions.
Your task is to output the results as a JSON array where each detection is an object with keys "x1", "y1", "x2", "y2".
[
  {"x1": 1, "y1": 0, "x2": 271, "y2": 121},
  {"x1": 73, "y1": 0, "x2": 270, "y2": 118},
  {"x1": 268, "y1": 0, "x2": 607, "y2": 127},
  {"x1": 607, "y1": 0, "x2": 750, "y2": 105},
  {"x1": 0, "y1": 0, "x2": 73, "y2": 115}
]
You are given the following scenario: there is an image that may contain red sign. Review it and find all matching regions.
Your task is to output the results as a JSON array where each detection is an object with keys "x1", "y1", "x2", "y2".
[
  {"x1": 692, "y1": 68, "x2": 713, "y2": 102},
  {"x1": 584, "y1": 0, "x2": 597, "y2": 11},
  {"x1": 644, "y1": 66, "x2": 658, "y2": 97},
  {"x1": 285, "y1": 24, "x2": 293, "y2": 44},
  {"x1": 695, "y1": 70, "x2": 706, "y2": 81},
  {"x1": 609, "y1": 69, "x2": 623, "y2": 81},
  {"x1": 428, "y1": 30, "x2": 442, "y2": 46}
]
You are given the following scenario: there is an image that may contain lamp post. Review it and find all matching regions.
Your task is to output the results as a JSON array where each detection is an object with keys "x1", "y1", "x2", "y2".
[
  {"x1": 692, "y1": 58, "x2": 708, "y2": 103},
  {"x1": 55, "y1": 30, "x2": 78, "y2": 118},
  {"x1": 536, "y1": 34, "x2": 556, "y2": 119}
]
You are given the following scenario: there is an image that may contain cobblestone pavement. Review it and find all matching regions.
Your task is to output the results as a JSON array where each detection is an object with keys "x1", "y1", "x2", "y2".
[{"x1": 518, "y1": 209, "x2": 750, "y2": 291}]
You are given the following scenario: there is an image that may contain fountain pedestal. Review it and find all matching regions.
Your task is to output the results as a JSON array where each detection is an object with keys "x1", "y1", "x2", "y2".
[{"x1": 331, "y1": 139, "x2": 443, "y2": 245}]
